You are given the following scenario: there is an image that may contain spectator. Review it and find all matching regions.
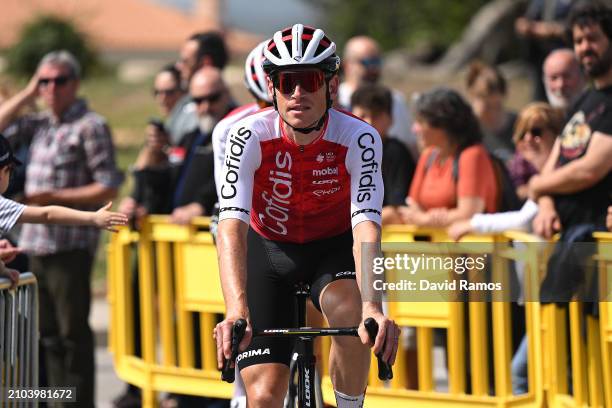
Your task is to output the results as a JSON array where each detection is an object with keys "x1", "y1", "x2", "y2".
[
  {"x1": 350, "y1": 84, "x2": 415, "y2": 225},
  {"x1": 170, "y1": 66, "x2": 235, "y2": 224},
  {"x1": 465, "y1": 61, "x2": 517, "y2": 161},
  {"x1": 0, "y1": 80, "x2": 38, "y2": 273},
  {"x1": 543, "y1": 48, "x2": 585, "y2": 110},
  {"x1": 169, "y1": 32, "x2": 230, "y2": 146},
  {"x1": 448, "y1": 102, "x2": 563, "y2": 240},
  {"x1": 0, "y1": 80, "x2": 37, "y2": 201},
  {"x1": 399, "y1": 87, "x2": 499, "y2": 227},
  {"x1": 339, "y1": 35, "x2": 419, "y2": 158},
  {"x1": 118, "y1": 66, "x2": 184, "y2": 222},
  {"x1": 515, "y1": 0, "x2": 575, "y2": 101},
  {"x1": 530, "y1": 0, "x2": 612, "y2": 237},
  {"x1": 508, "y1": 102, "x2": 565, "y2": 201},
  {"x1": 0, "y1": 50, "x2": 123, "y2": 407},
  {"x1": 446, "y1": 107, "x2": 563, "y2": 397},
  {"x1": 607, "y1": 206, "x2": 612, "y2": 230},
  {"x1": 153, "y1": 64, "x2": 185, "y2": 118}
]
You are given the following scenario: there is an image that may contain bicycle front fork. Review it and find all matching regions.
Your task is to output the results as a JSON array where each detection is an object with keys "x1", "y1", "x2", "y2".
[{"x1": 297, "y1": 337, "x2": 317, "y2": 407}]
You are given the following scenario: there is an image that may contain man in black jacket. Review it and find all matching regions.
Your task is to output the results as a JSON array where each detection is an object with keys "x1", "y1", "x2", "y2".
[{"x1": 170, "y1": 66, "x2": 235, "y2": 223}]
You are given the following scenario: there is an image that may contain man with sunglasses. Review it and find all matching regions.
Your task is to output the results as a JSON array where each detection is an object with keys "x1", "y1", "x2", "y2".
[
  {"x1": 214, "y1": 24, "x2": 399, "y2": 408},
  {"x1": 169, "y1": 66, "x2": 235, "y2": 224},
  {"x1": 170, "y1": 31, "x2": 230, "y2": 147},
  {"x1": 0, "y1": 50, "x2": 123, "y2": 407},
  {"x1": 339, "y1": 35, "x2": 418, "y2": 159}
]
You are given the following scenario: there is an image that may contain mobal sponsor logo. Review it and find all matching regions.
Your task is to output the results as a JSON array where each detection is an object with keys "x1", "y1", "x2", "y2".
[{"x1": 312, "y1": 166, "x2": 338, "y2": 177}]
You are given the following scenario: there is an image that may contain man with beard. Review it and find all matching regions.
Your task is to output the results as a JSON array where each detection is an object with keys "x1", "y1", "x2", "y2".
[
  {"x1": 169, "y1": 66, "x2": 235, "y2": 223},
  {"x1": 542, "y1": 48, "x2": 585, "y2": 111},
  {"x1": 338, "y1": 36, "x2": 418, "y2": 159},
  {"x1": 530, "y1": 0, "x2": 612, "y2": 237}
]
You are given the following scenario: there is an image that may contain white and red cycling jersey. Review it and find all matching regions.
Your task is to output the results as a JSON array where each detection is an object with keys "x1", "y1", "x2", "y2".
[
  {"x1": 218, "y1": 108, "x2": 383, "y2": 243},
  {"x1": 212, "y1": 102, "x2": 261, "y2": 197}
]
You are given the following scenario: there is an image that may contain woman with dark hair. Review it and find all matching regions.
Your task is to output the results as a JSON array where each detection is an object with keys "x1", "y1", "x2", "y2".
[{"x1": 400, "y1": 87, "x2": 499, "y2": 227}]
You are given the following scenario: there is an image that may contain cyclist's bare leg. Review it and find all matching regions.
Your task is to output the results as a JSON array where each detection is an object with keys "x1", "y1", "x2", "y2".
[
  {"x1": 319, "y1": 279, "x2": 370, "y2": 395},
  {"x1": 241, "y1": 363, "x2": 289, "y2": 408}
]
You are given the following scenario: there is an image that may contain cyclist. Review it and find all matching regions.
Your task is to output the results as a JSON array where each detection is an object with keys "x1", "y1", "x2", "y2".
[
  {"x1": 211, "y1": 40, "x2": 273, "y2": 408},
  {"x1": 213, "y1": 40, "x2": 273, "y2": 200},
  {"x1": 214, "y1": 24, "x2": 399, "y2": 407}
]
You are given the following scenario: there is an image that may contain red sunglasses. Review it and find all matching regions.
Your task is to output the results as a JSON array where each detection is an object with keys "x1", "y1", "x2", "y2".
[{"x1": 272, "y1": 70, "x2": 326, "y2": 94}]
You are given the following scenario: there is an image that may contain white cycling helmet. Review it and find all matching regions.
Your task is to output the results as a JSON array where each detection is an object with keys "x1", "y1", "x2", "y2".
[
  {"x1": 245, "y1": 40, "x2": 272, "y2": 103},
  {"x1": 262, "y1": 24, "x2": 340, "y2": 75}
]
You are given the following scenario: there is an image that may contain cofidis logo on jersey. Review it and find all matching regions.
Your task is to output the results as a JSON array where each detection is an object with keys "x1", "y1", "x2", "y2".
[
  {"x1": 357, "y1": 133, "x2": 379, "y2": 203},
  {"x1": 221, "y1": 126, "x2": 252, "y2": 199},
  {"x1": 259, "y1": 151, "x2": 293, "y2": 235}
]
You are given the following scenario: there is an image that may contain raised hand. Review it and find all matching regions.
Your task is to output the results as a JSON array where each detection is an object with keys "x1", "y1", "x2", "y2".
[{"x1": 94, "y1": 202, "x2": 129, "y2": 232}]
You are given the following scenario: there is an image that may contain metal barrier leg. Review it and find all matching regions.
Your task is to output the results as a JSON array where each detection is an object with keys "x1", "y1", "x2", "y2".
[
  {"x1": 586, "y1": 316, "x2": 604, "y2": 408},
  {"x1": 416, "y1": 327, "x2": 433, "y2": 391},
  {"x1": 569, "y1": 302, "x2": 588, "y2": 406}
]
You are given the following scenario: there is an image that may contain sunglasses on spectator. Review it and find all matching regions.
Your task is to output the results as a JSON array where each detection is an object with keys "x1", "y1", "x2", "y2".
[
  {"x1": 272, "y1": 70, "x2": 326, "y2": 94},
  {"x1": 523, "y1": 127, "x2": 544, "y2": 138},
  {"x1": 153, "y1": 88, "x2": 179, "y2": 97},
  {"x1": 191, "y1": 91, "x2": 224, "y2": 105},
  {"x1": 38, "y1": 75, "x2": 74, "y2": 87},
  {"x1": 358, "y1": 57, "x2": 382, "y2": 68}
]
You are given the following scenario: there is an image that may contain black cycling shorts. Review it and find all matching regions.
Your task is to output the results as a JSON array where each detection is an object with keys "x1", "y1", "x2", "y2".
[{"x1": 236, "y1": 228, "x2": 356, "y2": 370}]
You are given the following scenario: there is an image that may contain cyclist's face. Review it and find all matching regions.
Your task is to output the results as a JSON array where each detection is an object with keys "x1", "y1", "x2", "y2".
[{"x1": 268, "y1": 69, "x2": 337, "y2": 131}]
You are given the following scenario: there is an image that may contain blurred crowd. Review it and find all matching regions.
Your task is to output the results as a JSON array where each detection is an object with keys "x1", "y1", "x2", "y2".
[{"x1": 0, "y1": 0, "x2": 611, "y2": 407}]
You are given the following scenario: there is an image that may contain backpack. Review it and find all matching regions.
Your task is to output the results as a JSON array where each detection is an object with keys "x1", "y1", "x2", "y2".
[{"x1": 425, "y1": 147, "x2": 522, "y2": 212}]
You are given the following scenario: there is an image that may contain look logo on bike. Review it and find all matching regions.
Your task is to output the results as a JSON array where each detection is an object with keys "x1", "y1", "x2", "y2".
[{"x1": 214, "y1": 24, "x2": 400, "y2": 408}]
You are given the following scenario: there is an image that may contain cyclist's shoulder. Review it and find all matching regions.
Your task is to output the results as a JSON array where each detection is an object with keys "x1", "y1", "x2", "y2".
[
  {"x1": 327, "y1": 108, "x2": 380, "y2": 146},
  {"x1": 214, "y1": 103, "x2": 261, "y2": 138},
  {"x1": 228, "y1": 107, "x2": 277, "y2": 138}
]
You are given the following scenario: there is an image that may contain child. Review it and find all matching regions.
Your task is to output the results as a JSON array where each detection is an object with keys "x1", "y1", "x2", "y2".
[{"x1": 0, "y1": 133, "x2": 128, "y2": 289}]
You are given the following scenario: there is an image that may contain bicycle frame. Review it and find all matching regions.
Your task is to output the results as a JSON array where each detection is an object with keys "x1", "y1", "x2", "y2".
[{"x1": 221, "y1": 283, "x2": 392, "y2": 407}]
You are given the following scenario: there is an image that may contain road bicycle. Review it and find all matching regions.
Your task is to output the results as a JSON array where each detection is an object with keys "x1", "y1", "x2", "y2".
[{"x1": 221, "y1": 282, "x2": 393, "y2": 407}]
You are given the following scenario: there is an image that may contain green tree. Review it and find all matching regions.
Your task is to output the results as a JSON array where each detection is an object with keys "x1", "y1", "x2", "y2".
[
  {"x1": 6, "y1": 15, "x2": 98, "y2": 77},
  {"x1": 309, "y1": 0, "x2": 491, "y2": 52}
]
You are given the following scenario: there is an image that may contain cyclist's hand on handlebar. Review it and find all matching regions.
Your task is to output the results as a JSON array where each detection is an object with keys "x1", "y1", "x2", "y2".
[
  {"x1": 359, "y1": 313, "x2": 400, "y2": 366},
  {"x1": 214, "y1": 317, "x2": 252, "y2": 369}
]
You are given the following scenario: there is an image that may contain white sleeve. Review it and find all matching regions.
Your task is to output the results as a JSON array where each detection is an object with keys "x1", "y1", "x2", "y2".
[
  {"x1": 212, "y1": 120, "x2": 230, "y2": 198},
  {"x1": 218, "y1": 123, "x2": 261, "y2": 225},
  {"x1": 470, "y1": 200, "x2": 539, "y2": 233},
  {"x1": 345, "y1": 128, "x2": 384, "y2": 228},
  {"x1": 0, "y1": 195, "x2": 25, "y2": 235}
]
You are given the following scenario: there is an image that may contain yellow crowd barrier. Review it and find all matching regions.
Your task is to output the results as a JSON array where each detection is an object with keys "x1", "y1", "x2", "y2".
[{"x1": 107, "y1": 218, "x2": 612, "y2": 407}]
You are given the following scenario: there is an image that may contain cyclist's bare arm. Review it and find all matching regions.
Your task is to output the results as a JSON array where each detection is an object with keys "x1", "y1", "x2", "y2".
[
  {"x1": 353, "y1": 220, "x2": 399, "y2": 366},
  {"x1": 215, "y1": 218, "x2": 252, "y2": 367}
]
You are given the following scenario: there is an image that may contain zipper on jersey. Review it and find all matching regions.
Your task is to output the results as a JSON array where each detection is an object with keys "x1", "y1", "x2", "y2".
[{"x1": 298, "y1": 144, "x2": 305, "y2": 242}]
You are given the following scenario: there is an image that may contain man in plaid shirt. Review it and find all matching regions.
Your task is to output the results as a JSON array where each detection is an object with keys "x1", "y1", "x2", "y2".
[{"x1": 0, "y1": 50, "x2": 123, "y2": 407}]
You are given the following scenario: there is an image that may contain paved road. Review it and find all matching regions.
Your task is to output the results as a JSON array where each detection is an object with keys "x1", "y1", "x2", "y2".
[
  {"x1": 91, "y1": 296, "x2": 124, "y2": 408},
  {"x1": 89, "y1": 296, "x2": 450, "y2": 407}
]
